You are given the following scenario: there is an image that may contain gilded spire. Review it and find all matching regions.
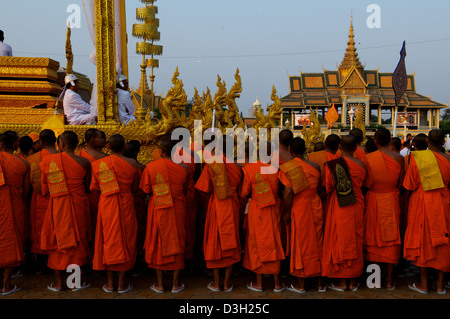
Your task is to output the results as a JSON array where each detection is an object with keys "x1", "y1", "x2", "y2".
[{"x1": 339, "y1": 14, "x2": 364, "y2": 78}]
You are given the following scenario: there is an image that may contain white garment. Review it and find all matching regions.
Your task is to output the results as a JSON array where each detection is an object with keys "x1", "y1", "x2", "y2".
[
  {"x1": 400, "y1": 147, "x2": 410, "y2": 157},
  {"x1": 0, "y1": 41, "x2": 13, "y2": 56},
  {"x1": 117, "y1": 88, "x2": 136, "y2": 125},
  {"x1": 445, "y1": 139, "x2": 450, "y2": 153},
  {"x1": 63, "y1": 89, "x2": 95, "y2": 125}
]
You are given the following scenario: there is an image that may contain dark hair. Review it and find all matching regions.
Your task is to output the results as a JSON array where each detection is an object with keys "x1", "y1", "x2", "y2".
[
  {"x1": 325, "y1": 134, "x2": 341, "y2": 152},
  {"x1": 365, "y1": 137, "x2": 378, "y2": 153},
  {"x1": 0, "y1": 30, "x2": 4, "y2": 41},
  {"x1": 59, "y1": 131, "x2": 79, "y2": 149},
  {"x1": 390, "y1": 137, "x2": 402, "y2": 152},
  {"x1": 428, "y1": 129, "x2": 445, "y2": 148},
  {"x1": 19, "y1": 136, "x2": 34, "y2": 153},
  {"x1": 413, "y1": 133, "x2": 428, "y2": 151},
  {"x1": 160, "y1": 134, "x2": 178, "y2": 157},
  {"x1": 290, "y1": 137, "x2": 306, "y2": 155},
  {"x1": 341, "y1": 135, "x2": 357, "y2": 153},
  {"x1": 279, "y1": 129, "x2": 294, "y2": 147},
  {"x1": 349, "y1": 128, "x2": 363, "y2": 144},
  {"x1": 39, "y1": 129, "x2": 57, "y2": 146},
  {"x1": 374, "y1": 127, "x2": 391, "y2": 147},
  {"x1": 124, "y1": 140, "x2": 141, "y2": 159},
  {"x1": 313, "y1": 141, "x2": 325, "y2": 152},
  {"x1": 0, "y1": 132, "x2": 14, "y2": 149},
  {"x1": 84, "y1": 128, "x2": 100, "y2": 144},
  {"x1": 108, "y1": 134, "x2": 126, "y2": 153}
]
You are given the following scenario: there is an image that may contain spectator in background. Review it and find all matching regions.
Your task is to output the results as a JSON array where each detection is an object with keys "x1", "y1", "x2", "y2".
[{"x1": 0, "y1": 30, "x2": 13, "y2": 56}]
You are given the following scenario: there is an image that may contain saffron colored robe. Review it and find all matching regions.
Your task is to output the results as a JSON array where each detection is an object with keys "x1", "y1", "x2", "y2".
[
  {"x1": 321, "y1": 157, "x2": 366, "y2": 278},
  {"x1": 91, "y1": 155, "x2": 138, "y2": 271},
  {"x1": 79, "y1": 149, "x2": 101, "y2": 243},
  {"x1": 28, "y1": 149, "x2": 51, "y2": 255},
  {"x1": 0, "y1": 152, "x2": 25, "y2": 268},
  {"x1": 140, "y1": 158, "x2": 188, "y2": 271},
  {"x1": 40, "y1": 153, "x2": 90, "y2": 270},
  {"x1": 240, "y1": 161, "x2": 285, "y2": 275},
  {"x1": 279, "y1": 158, "x2": 324, "y2": 278},
  {"x1": 195, "y1": 157, "x2": 243, "y2": 269},
  {"x1": 364, "y1": 151, "x2": 402, "y2": 264},
  {"x1": 403, "y1": 151, "x2": 450, "y2": 272},
  {"x1": 1, "y1": 152, "x2": 28, "y2": 248}
]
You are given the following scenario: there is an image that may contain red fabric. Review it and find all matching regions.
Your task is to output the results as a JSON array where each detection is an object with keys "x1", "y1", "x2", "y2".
[
  {"x1": 364, "y1": 151, "x2": 402, "y2": 264},
  {"x1": 40, "y1": 153, "x2": 90, "y2": 271},
  {"x1": 403, "y1": 152, "x2": 450, "y2": 272},
  {"x1": 140, "y1": 158, "x2": 188, "y2": 270},
  {"x1": 91, "y1": 155, "x2": 138, "y2": 272},
  {"x1": 321, "y1": 157, "x2": 366, "y2": 278},
  {"x1": 240, "y1": 161, "x2": 285, "y2": 275},
  {"x1": 279, "y1": 158, "x2": 324, "y2": 278},
  {"x1": 0, "y1": 152, "x2": 25, "y2": 268},
  {"x1": 195, "y1": 158, "x2": 243, "y2": 269}
]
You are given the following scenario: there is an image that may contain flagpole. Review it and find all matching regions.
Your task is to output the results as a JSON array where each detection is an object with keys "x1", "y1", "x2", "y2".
[{"x1": 392, "y1": 41, "x2": 407, "y2": 139}]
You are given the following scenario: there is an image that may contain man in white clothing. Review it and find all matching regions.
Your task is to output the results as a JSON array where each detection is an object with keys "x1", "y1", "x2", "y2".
[
  {"x1": 0, "y1": 30, "x2": 13, "y2": 56},
  {"x1": 62, "y1": 74, "x2": 96, "y2": 125},
  {"x1": 116, "y1": 74, "x2": 136, "y2": 125}
]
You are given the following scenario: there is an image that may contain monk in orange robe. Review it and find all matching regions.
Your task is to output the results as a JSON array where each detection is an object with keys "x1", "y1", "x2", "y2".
[
  {"x1": 364, "y1": 128, "x2": 404, "y2": 289},
  {"x1": 322, "y1": 135, "x2": 366, "y2": 291},
  {"x1": 79, "y1": 129, "x2": 108, "y2": 248},
  {"x1": 27, "y1": 130, "x2": 59, "y2": 274},
  {"x1": 308, "y1": 134, "x2": 341, "y2": 172},
  {"x1": 0, "y1": 133, "x2": 30, "y2": 295},
  {"x1": 140, "y1": 135, "x2": 188, "y2": 293},
  {"x1": 124, "y1": 140, "x2": 148, "y2": 277},
  {"x1": 279, "y1": 137, "x2": 324, "y2": 293},
  {"x1": 91, "y1": 134, "x2": 139, "y2": 293},
  {"x1": 403, "y1": 130, "x2": 450, "y2": 294},
  {"x1": 195, "y1": 134, "x2": 243, "y2": 292},
  {"x1": 1, "y1": 132, "x2": 31, "y2": 252},
  {"x1": 240, "y1": 141, "x2": 286, "y2": 292},
  {"x1": 40, "y1": 131, "x2": 91, "y2": 292},
  {"x1": 349, "y1": 128, "x2": 367, "y2": 161}
]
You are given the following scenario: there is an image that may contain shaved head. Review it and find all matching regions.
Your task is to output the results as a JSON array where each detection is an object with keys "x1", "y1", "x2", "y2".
[
  {"x1": 374, "y1": 127, "x2": 391, "y2": 147},
  {"x1": 39, "y1": 129, "x2": 56, "y2": 147},
  {"x1": 413, "y1": 133, "x2": 428, "y2": 151},
  {"x1": 59, "y1": 131, "x2": 79, "y2": 150},
  {"x1": 428, "y1": 129, "x2": 445, "y2": 148},
  {"x1": 341, "y1": 135, "x2": 357, "y2": 153},
  {"x1": 325, "y1": 134, "x2": 341, "y2": 152},
  {"x1": 108, "y1": 134, "x2": 126, "y2": 153}
]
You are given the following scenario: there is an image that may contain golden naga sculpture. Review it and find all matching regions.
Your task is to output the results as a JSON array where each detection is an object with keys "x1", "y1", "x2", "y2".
[
  {"x1": 224, "y1": 69, "x2": 245, "y2": 130},
  {"x1": 253, "y1": 85, "x2": 282, "y2": 140},
  {"x1": 302, "y1": 107, "x2": 324, "y2": 153}
]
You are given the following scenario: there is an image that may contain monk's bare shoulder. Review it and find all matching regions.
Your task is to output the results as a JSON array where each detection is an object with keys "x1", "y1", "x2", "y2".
[
  {"x1": 383, "y1": 149, "x2": 405, "y2": 167},
  {"x1": 439, "y1": 152, "x2": 450, "y2": 162},
  {"x1": 304, "y1": 159, "x2": 320, "y2": 172},
  {"x1": 348, "y1": 156, "x2": 366, "y2": 171},
  {"x1": 17, "y1": 156, "x2": 30, "y2": 170}
]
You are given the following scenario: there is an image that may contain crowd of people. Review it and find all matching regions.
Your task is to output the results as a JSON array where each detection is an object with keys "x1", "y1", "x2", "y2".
[{"x1": 0, "y1": 126, "x2": 449, "y2": 297}]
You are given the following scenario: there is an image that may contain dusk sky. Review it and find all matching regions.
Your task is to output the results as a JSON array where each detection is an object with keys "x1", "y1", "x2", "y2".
[{"x1": 2, "y1": 0, "x2": 449, "y2": 117}]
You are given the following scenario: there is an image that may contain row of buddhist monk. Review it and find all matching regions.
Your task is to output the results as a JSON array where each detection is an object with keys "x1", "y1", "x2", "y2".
[{"x1": 0, "y1": 126, "x2": 449, "y2": 296}]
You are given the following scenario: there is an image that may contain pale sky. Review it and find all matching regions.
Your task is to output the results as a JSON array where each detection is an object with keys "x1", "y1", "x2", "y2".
[{"x1": 2, "y1": 0, "x2": 450, "y2": 117}]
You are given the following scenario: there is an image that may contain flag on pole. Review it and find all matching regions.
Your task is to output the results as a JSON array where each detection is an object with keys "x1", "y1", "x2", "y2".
[
  {"x1": 392, "y1": 41, "x2": 408, "y2": 106},
  {"x1": 325, "y1": 103, "x2": 339, "y2": 128}
]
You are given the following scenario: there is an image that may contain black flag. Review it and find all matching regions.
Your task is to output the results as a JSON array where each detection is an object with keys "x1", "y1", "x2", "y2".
[{"x1": 392, "y1": 41, "x2": 407, "y2": 106}]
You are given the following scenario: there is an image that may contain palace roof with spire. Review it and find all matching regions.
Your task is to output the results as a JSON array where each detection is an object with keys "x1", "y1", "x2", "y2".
[{"x1": 280, "y1": 17, "x2": 446, "y2": 111}]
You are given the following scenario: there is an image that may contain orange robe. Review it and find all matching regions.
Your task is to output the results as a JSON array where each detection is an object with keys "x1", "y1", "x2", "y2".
[
  {"x1": 135, "y1": 166, "x2": 148, "y2": 257},
  {"x1": 173, "y1": 147, "x2": 199, "y2": 260},
  {"x1": 321, "y1": 157, "x2": 366, "y2": 278},
  {"x1": 140, "y1": 158, "x2": 188, "y2": 270},
  {"x1": 308, "y1": 150, "x2": 340, "y2": 173},
  {"x1": 279, "y1": 158, "x2": 324, "y2": 278},
  {"x1": 403, "y1": 152, "x2": 450, "y2": 272},
  {"x1": 240, "y1": 161, "x2": 285, "y2": 274},
  {"x1": 91, "y1": 155, "x2": 138, "y2": 271},
  {"x1": 80, "y1": 149, "x2": 100, "y2": 243},
  {"x1": 353, "y1": 147, "x2": 366, "y2": 162},
  {"x1": 40, "y1": 153, "x2": 90, "y2": 270},
  {"x1": 1, "y1": 152, "x2": 28, "y2": 248},
  {"x1": 195, "y1": 157, "x2": 243, "y2": 269},
  {"x1": 364, "y1": 151, "x2": 402, "y2": 264},
  {"x1": 0, "y1": 152, "x2": 25, "y2": 268},
  {"x1": 28, "y1": 149, "x2": 51, "y2": 255}
]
